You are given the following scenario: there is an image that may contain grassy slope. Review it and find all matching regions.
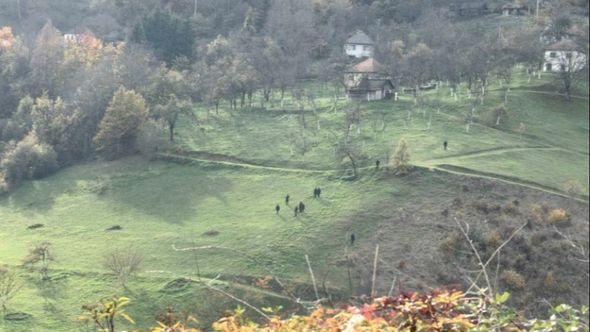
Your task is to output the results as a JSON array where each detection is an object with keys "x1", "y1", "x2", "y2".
[
  {"x1": 178, "y1": 72, "x2": 589, "y2": 195},
  {"x1": 0, "y1": 157, "x2": 391, "y2": 330}
]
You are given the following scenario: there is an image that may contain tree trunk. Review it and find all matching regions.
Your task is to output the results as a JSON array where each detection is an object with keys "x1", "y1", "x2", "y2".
[
  {"x1": 347, "y1": 152, "x2": 357, "y2": 178},
  {"x1": 168, "y1": 122, "x2": 175, "y2": 142}
]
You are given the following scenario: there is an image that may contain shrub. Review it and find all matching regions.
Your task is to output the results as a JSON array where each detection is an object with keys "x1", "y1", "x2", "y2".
[
  {"x1": 0, "y1": 133, "x2": 58, "y2": 188},
  {"x1": 440, "y1": 234, "x2": 459, "y2": 257},
  {"x1": 473, "y1": 200, "x2": 501, "y2": 214},
  {"x1": 390, "y1": 138, "x2": 411, "y2": 175},
  {"x1": 137, "y1": 119, "x2": 169, "y2": 158},
  {"x1": 563, "y1": 180, "x2": 583, "y2": 195},
  {"x1": 502, "y1": 270, "x2": 526, "y2": 290},
  {"x1": 502, "y1": 201, "x2": 519, "y2": 215},
  {"x1": 529, "y1": 204, "x2": 545, "y2": 224},
  {"x1": 486, "y1": 230, "x2": 502, "y2": 250},
  {"x1": 547, "y1": 208, "x2": 570, "y2": 224},
  {"x1": 543, "y1": 271, "x2": 557, "y2": 291}
]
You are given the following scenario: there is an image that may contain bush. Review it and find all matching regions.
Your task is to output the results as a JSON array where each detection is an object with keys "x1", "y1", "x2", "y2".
[
  {"x1": 502, "y1": 201, "x2": 519, "y2": 215},
  {"x1": 529, "y1": 204, "x2": 545, "y2": 224},
  {"x1": 547, "y1": 208, "x2": 570, "y2": 224},
  {"x1": 137, "y1": 119, "x2": 170, "y2": 158},
  {"x1": 502, "y1": 270, "x2": 526, "y2": 290},
  {"x1": 543, "y1": 271, "x2": 557, "y2": 291},
  {"x1": 563, "y1": 180, "x2": 583, "y2": 195},
  {"x1": 440, "y1": 234, "x2": 459, "y2": 257},
  {"x1": 0, "y1": 133, "x2": 58, "y2": 189},
  {"x1": 486, "y1": 230, "x2": 502, "y2": 250}
]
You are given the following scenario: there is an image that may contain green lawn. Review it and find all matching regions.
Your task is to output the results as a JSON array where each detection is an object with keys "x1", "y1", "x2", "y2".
[
  {"x1": 0, "y1": 157, "x2": 390, "y2": 330},
  {"x1": 1, "y1": 71, "x2": 588, "y2": 331},
  {"x1": 177, "y1": 72, "x2": 589, "y2": 196}
]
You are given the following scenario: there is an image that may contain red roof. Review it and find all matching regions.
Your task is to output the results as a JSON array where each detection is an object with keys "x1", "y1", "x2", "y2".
[{"x1": 350, "y1": 58, "x2": 381, "y2": 73}]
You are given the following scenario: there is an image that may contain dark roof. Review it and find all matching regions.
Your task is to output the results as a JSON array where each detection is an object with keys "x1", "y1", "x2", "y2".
[
  {"x1": 348, "y1": 58, "x2": 381, "y2": 73},
  {"x1": 456, "y1": 2, "x2": 488, "y2": 10},
  {"x1": 346, "y1": 30, "x2": 374, "y2": 45},
  {"x1": 502, "y1": 3, "x2": 527, "y2": 9},
  {"x1": 349, "y1": 77, "x2": 394, "y2": 92},
  {"x1": 547, "y1": 39, "x2": 580, "y2": 51}
]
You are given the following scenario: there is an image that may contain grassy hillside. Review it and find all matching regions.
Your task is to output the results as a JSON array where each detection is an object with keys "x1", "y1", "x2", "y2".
[
  {"x1": 177, "y1": 72, "x2": 589, "y2": 197},
  {"x1": 0, "y1": 71, "x2": 588, "y2": 331},
  {"x1": 1, "y1": 156, "x2": 587, "y2": 330}
]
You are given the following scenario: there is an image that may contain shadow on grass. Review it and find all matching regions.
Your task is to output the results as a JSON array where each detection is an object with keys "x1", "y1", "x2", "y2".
[{"x1": 106, "y1": 167, "x2": 234, "y2": 225}]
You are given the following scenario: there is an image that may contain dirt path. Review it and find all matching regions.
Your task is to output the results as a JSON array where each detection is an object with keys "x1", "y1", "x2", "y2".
[
  {"x1": 156, "y1": 152, "x2": 332, "y2": 174},
  {"x1": 420, "y1": 164, "x2": 588, "y2": 203},
  {"x1": 157, "y1": 150, "x2": 588, "y2": 203},
  {"x1": 420, "y1": 146, "x2": 562, "y2": 163}
]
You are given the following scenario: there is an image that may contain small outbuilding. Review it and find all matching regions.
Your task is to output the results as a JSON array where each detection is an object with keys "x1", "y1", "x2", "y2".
[
  {"x1": 501, "y1": 3, "x2": 528, "y2": 16},
  {"x1": 344, "y1": 58, "x2": 394, "y2": 101}
]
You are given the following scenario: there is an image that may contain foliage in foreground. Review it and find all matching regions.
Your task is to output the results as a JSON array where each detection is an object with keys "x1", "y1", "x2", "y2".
[{"x1": 82, "y1": 291, "x2": 588, "y2": 331}]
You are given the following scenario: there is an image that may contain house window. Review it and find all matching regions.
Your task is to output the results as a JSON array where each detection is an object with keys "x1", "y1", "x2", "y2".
[
  {"x1": 545, "y1": 63, "x2": 552, "y2": 71},
  {"x1": 363, "y1": 45, "x2": 369, "y2": 51},
  {"x1": 549, "y1": 52, "x2": 557, "y2": 58},
  {"x1": 561, "y1": 64, "x2": 566, "y2": 71},
  {"x1": 351, "y1": 45, "x2": 356, "y2": 50},
  {"x1": 565, "y1": 52, "x2": 572, "y2": 59}
]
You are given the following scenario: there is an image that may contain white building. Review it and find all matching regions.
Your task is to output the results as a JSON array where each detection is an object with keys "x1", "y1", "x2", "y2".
[
  {"x1": 543, "y1": 39, "x2": 587, "y2": 73},
  {"x1": 344, "y1": 30, "x2": 374, "y2": 59},
  {"x1": 63, "y1": 33, "x2": 84, "y2": 44}
]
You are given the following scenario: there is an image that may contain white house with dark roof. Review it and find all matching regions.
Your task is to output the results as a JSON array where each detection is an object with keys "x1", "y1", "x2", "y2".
[
  {"x1": 344, "y1": 30, "x2": 374, "y2": 58},
  {"x1": 543, "y1": 39, "x2": 587, "y2": 73}
]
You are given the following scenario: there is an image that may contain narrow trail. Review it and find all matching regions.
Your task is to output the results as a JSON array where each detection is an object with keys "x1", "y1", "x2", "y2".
[
  {"x1": 418, "y1": 164, "x2": 589, "y2": 203},
  {"x1": 495, "y1": 89, "x2": 590, "y2": 100},
  {"x1": 155, "y1": 152, "x2": 332, "y2": 174},
  {"x1": 157, "y1": 150, "x2": 588, "y2": 203},
  {"x1": 421, "y1": 146, "x2": 563, "y2": 163}
]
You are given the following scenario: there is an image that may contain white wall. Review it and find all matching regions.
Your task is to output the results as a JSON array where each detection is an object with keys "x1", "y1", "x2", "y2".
[
  {"x1": 543, "y1": 50, "x2": 587, "y2": 72},
  {"x1": 345, "y1": 43, "x2": 374, "y2": 58}
]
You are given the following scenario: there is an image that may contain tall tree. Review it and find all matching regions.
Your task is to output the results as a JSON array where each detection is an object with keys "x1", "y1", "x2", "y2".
[
  {"x1": 93, "y1": 87, "x2": 148, "y2": 159},
  {"x1": 132, "y1": 10, "x2": 195, "y2": 64},
  {"x1": 30, "y1": 21, "x2": 64, "y2": 97}
]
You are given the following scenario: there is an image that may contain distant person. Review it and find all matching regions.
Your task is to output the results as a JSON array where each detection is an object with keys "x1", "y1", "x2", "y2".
[
  {"x1": 350, "y1": 233, "x2": 356, "y2": 245},
  {"x1": 285, "y1": 194, "x2": 290, "y2": 205},
  {"x1": 275, "y1": 204, "x2": 280, "y2": 214},
  {"x1": 299, "y1": 202, "x2": 305, "y2": 213},
  {"x1": 376, "y1": 160, "x2": 381, "y2": 169},
  {"x1": 313, "y1": 188, "x2": 318, "y2": 198},
  {"x1": 294, "y1": 206, "x2": 299, "y2": 217},
  {"x1": 443, "y1": 140, "x2": 448, "y2": 151},
  {"x1": 317, "y1": 187, "x2": 321, "y2": 198}
]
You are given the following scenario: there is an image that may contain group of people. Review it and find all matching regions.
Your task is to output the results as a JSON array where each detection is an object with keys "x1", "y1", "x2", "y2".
[{"x1": 275, "y1": 187, "x2": 324, "y2": 217}]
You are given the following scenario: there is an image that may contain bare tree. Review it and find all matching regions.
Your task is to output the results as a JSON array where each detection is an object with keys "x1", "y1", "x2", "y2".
[
  {"x1": 0, "y1": 266, "x2": 22, "y2": 314},
  {"x1": 103, "y1": 247, "x2": 144, "y2": 288},
  {"x1": 22, "y1": 242, "x2": 55, "y2": 281},
  {"x1": 552, "y1": 50, "x2": 586, "y2": 101}
]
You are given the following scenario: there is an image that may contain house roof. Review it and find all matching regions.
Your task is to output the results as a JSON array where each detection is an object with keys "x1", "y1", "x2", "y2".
[
  {"x1": 456, "y1": 2, "x2": 488, "y2": 10},
  {"x1": 349, "y1": 77, "x2": 394, "y2": 92},
  {"x1": 346, "y1": 30, "x2": 374, "y2": 45},
  {"x1": 502, "y1": 3, "x2": 527, "y2": 9},
  {"x1": 349, "y1": 58, "x2": 381, "y2": 73},
  {"x1": 546, "y1": 39, "x2": 580, "y2": 51}
]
